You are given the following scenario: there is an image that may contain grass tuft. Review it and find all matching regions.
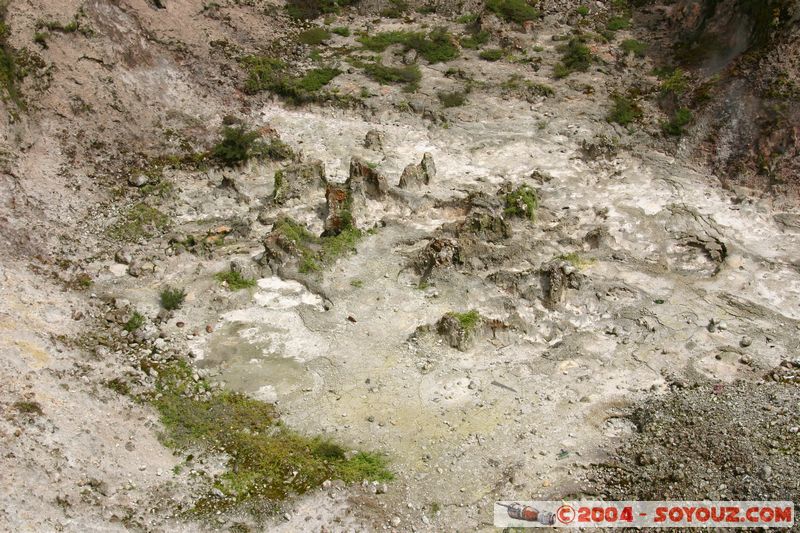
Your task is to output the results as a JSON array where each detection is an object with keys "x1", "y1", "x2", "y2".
[
  {"x1": 485, "y1": 0, "x2": 539, "y2": 24},
  {"x1": 215, "y1": 271, "x2": 257, "y2": 290},
  {"x1": 503, "y1": 184, "x2": 538, "y2": 221},
  {"x1": 160, "y1": 287, "x2": 186, "y2": 311}
]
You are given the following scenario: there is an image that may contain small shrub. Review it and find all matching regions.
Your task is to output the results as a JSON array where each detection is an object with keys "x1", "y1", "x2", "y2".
[
  {"x1": 437, "y1": 90, "x2": 467, "y2": 107},
  {"x1": 576, "y1": 5, "x2": 589, "y2": 16},
  {"x1": 331, "y1": 26, "x2": 350, "y2": 36},
  {"x1": 606, "y1": 16, "x2": 630, "y2": 31},
  {"x1": 212, "y1": 125, "x2": 262, "y2": 166},
  {"x1": 553, "y1": 37, "x2": 593, "y2": 78},
  {"x1": 286, "y1": 0, "x2": 357, "y2": 20},
  {"x1": 363, "y1": 62, "x2": 421, "y2": 88},
  {"x1": 106, "y1": 378, "x2": 130, "y2": 395},
  {"x1": 358, "y1": 28, "x2": 459, "y2": 63},
  {"x1": 13, "y1": 401, "x2": 43, "y2": 415},
  {"x1": 160, "y1": 287, "x2": 186, "y2": 311},
  {"x1": 503, "y1": 184, "x2": 538, "y2": 220},
  {"x1": 662, "y1": 107, "x2": 692, "y2": 136},
  {"x1": 242, "y1": 56, "x2": 340, "y2": 102},
  {"x1": 660, "y1": 68, "x2": 688, "y2": 96},
  {"x1": 460, "y1": 30, "x2": 489, "y2": 49},
  {"x1": 297, "y1": 27, "x2": 331, "y2": 45},
  {"x1": 215, "y1": 270, "x2": 257, "y2": 290},
  {"x1": 479, "y1": 48, "x2": 504, "y2": 61},
  {"x1": 485, "y1": 0, "x2": 539, "y2": 24},
  {"x1": 457, "y1": 13, "x2": 478, "y2": 24},
  {"x1": 607, "y1": 94, "x2": 642, "y2": 125},
  {"x1": 620, "y1": 39, "x2": 646, "y2": 57},
  {"x1": 350, "y1": 279, "x2": 364, "y2": 287},
  {"x1": 262, "y1": 138, "x2": 294, "y2": 161},
  {"x1": 124, "y1": 311, "x2": 145, "y2": 332},
  {"x1": 33, "y1": 32, "x2": 48, "y2": 48}
]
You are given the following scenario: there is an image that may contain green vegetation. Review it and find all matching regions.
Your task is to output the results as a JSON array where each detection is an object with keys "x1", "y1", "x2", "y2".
[
  {"x1": 13, "y1": 400, "x2": 43, "y2": 415},
  {"x1": 0, "y1": 7, "x2": 23, "y2": 107},
  {"x1": 362, "y1": 61, "x2": 421, "y2": 89},
  {"x1": 350, "y1": 279, "x2": 363, "y2": 288},
  {"x1": 331, "y1": 26, "x2": 350, "y2": 36},
  {"x1": 606, "y1": 16, "x2": 631, "y2": 31},
  {"x1": 557, "y1": 252, "x2": 595, "y2": 269},
  {"x1": 107, "y1": 203, "x2": 170, "y2": 242},
  {"x1": 124, "y1": 311, "x2": 145, "y2": 332},
  {"x1": 659, "y1": 68, "x2": 688, "y2": 96},
  {"x1": 242, "y1": 56, "x2": 340, "y2": 103},
  {"x1": 437, "y1": 89, "x2": 468, "y2": 107},
  {"x1": 501, "y1": 74, "x2": 554, "y2": 99},
  {"x1": 380, "y1": 0, "x2": 408, "y2": 18},
  {"x1": 503, "y1": 184, "x2": 538, "y2": 221},
  {"x1": 485, "y1": 0, "x2": 539, "y2": 24},
  {"x1": 460, "y1": 30, "x2": 489, "y2": 49},
  {"x1": 447, "y1": 310, "x2": 480, "y2": 331},
  {"x1": 607, "y1": 94, "x2": 642, "y2": 125},
  {"x1": 553, "y1": 37, "x2": 593, "y2": 78},
  {"x1": 215, "y1": 270, "x2": 257, "y2": 290},
  {"x1": 272, "y1": 217, "x2": 364, "y2": 274},
  {"x1": 33, "y1": 32, "x2": 48, "y2": 48},
  {"x1": 620, "y1": 38, "x2": 646, "y2": 57},
  {"x1": 662, "y1": 107, "x2": 692, "y2": 136},
  {"x1": 297, "y1": 27, "x2": 331, "y2": 45},
  {"x1": 457, "y1": 13, "x2": 478, "y2": 24},
  {"x1": 160, "y1": 287, "x2": 186, "y2": 311},
  {"x1": 147, "y1": 359, "x2": 392, "y2": 516},
  {"x1": 212, "y1": 125, "x2": 262, "y2": 166},
  {"x1": 358, "y1": 28, "x2": 459, "y2": 63},
  {"x1": 479, "y1": 48, "x2": 504, "y2": 61},
  {"x1": 105, "y1": 378, "x2": 130, "y2": 395},
  {"x1": 576, "y1": 5, "x2": 589, "y2": 16},
  {"x1": 286, "y1": 0, "x2": 357, "y2": 20}
]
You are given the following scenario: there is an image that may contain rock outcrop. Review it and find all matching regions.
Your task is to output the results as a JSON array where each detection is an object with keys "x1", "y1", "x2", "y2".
[
  {"x1": 398, "y1": 152, "x2": 436, "y2": 189},
  {"x1": 272, "y1": 160, "x2": 326, "y2": 205}
]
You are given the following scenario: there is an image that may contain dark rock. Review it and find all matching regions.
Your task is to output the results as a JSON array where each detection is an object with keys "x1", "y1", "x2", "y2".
[
  {"x1": 364, "y1": 129, "x2": 385, "y2": 151},
  {"x1": 323, "y1": 184, "x2": 354, "y2": 236}
]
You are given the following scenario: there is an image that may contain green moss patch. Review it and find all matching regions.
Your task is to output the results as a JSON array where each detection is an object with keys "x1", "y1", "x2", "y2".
[
  {"x1": 147, "y1": 360, "x2": 392, "y2": 517},
  {"x1": 358, "y1": 28, "x2": 459, "y2": 63},
  {"x1": 503, "y1": 184, "x2": 538, "y2": 221},
  {"x1": 242, "y1": 56, "x2": 340, "y2": 103},
  {"x1": 553, "y1": 37, "x2": 593, "y2": 78},
  {"x1": 215, "y1": 271, "x2": 257, "y2": 290},
  {"x1": 485, "y1": 0, "x2": 539, "y2": 24},
  {"x1": 107, "y1": 203, "x2": 170, "y2": 242}
]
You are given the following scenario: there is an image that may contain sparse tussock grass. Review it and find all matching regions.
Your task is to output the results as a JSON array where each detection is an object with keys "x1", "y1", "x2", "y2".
[
  {"x1": 159, "y1": 287, "x2": 186, "y2": 310},
  {"x1": 485, "y1": 0, "x2": 539, "y2": 24},
  {"x1": 215, "y1": 270, "x2": 257, "y2": 290}
]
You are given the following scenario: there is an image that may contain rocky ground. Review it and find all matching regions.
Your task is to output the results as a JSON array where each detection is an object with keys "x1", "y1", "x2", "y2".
[{"x1": 1, "y1": 0, "x2": 799, "y2": 531}]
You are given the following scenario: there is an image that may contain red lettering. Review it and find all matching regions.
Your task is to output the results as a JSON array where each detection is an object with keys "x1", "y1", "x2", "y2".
[
  {"x1": 682, "y1": 507, "x2": 696, "y2": 521},
  {"x1": 760, "y1": 508, "x2": 774, "y2": 522},
  {"x1": 725, "y1": 507, "x2": 740, "y2": 522},
  {"x1": 710, "y1": 507, "x2": 725, "y2": 522},
  {"x1": 606, "y1": 507, "x2": 618, "y2": 521},
  {"x1": 620, "y1": 506, "x2": 633, "y2": 522},
  {"x1": 746, "y1": 508, "x2": 760, "y2": 522},
  {"x1": 577, "y1": 507, "x2": 590, "y2": 522},
  {"x1": 592, "y1": 507, "x2": 604, "y2": 522},
  {"x1": 774, "y1": 507, "x2": 793, "y2": 523},
  {"x1": 695, "y1": 507, "x2": 710, "y2": 522},
  {"x1": 669, "y1": 508, "x2": 684, "y2": 522},
  {"x1": 654, "y1": 507, "x2": 668, "y2": 523}
]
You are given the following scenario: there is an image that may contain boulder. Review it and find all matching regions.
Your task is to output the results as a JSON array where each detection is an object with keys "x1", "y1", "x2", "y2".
[
  {"x1": 272, "y1": 160, "x2": 326, "y2": 205},
  {"x1": 323, "y1": 184, "x2": 354, "y2": 236},
  {"x1": 436, "y1": 311, "x2": 483, "y2": 351},
  {"x1": 347, "y1": 156, "x2": 388, "y2": 200},
  {"x1": 398, "y1": 152, "x2": 436, "y2": 189},
  {"x1": 364, "y1": 130, "x2": 384, "y2": 151}
]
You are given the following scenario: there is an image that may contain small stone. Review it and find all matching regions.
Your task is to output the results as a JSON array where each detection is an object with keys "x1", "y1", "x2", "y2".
[
  {"x1": 322, "y1": 480, "x2": 332, "y2": 489},
  {"x1": 176, "y1": 321, "x2": 185, "y2": 328},
  {"x1": 128, "y1": 173, "x2": 148, "y2": 187},
  {"x1": 740, "y1": 336, "x2": 752, "y2": 348},
  {"x1": 758, "y1": 465, "x2": 772, "y2": 480},
  {"x1": 391, "y1": 516, "x2": 401, "y2": 527},
  {"x1": 115, "y1": 248, "x2": 133, "y2": 265},
  {"x1": 377, "y1": 483, "x2": 388, "y2": 494},
  {"x1": 367, "y1": 415, "x2": 375, "y2": 422},
  {"x1": 206, "y1": 324, "x2": 214, "y2": 333}
]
